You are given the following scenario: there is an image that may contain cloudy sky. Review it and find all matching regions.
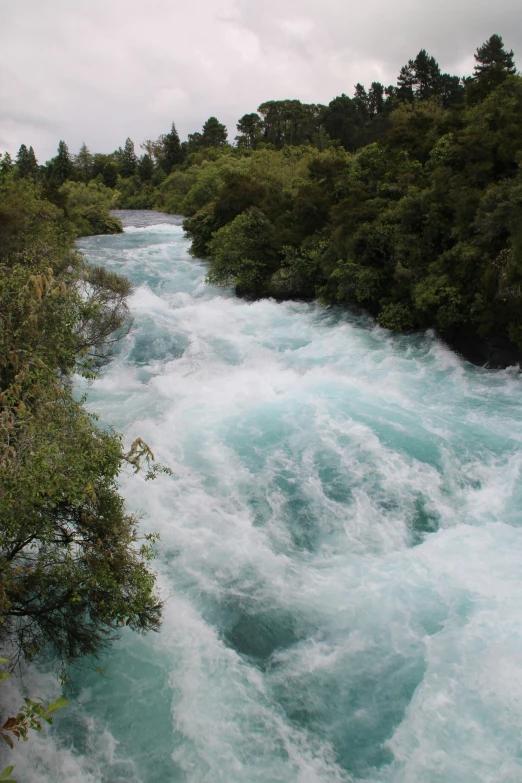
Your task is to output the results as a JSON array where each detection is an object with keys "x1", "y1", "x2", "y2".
[{"x1": 1, "y1": 0, "x2": 520, "y2": 161}]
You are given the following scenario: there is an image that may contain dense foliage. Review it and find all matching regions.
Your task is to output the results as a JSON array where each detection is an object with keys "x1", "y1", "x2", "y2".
[
  {"x1": 3, "y1": 34, "x2": 520, "y2": 363},
  {"x1": 0, "y1": 175, "x2": 162, "y2": 668},
  {"x1": 177, "y1": 35, "x2": 522, "y2": 364}
]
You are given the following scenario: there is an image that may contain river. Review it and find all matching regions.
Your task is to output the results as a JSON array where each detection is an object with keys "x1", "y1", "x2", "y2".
[{"x1": 10, "y1": 210, "x2": 522, "y2": 783}]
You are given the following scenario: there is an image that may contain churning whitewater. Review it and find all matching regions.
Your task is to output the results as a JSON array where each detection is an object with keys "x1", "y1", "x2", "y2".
[{"x1": 10, "y1": 211, "x2": 522, "y2": 782}]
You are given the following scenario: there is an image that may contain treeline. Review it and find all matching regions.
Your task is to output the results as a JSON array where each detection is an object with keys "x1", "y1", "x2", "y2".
[
  {"x1": 5, "y1": 36, "x2": 511, "y2": 202},
  {"x1": 3, "y1": 34, "x2": 521, "y2": 363}
]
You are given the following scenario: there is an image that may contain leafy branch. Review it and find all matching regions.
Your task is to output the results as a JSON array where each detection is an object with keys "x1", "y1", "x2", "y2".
[{"x1": 0, "y1": 658, "x2": 68, "y2": 783}]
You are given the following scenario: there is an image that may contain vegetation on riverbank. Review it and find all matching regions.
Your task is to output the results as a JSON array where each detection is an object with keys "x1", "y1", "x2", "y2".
[
  {"x1": 0, "y1": 173, "x2": 163, "y2": 681},
  {"x1": 2, "y1": 35, "x2": 521, "y2": 363},
  {"x1": 178, "y1": 36, "x2": 522, "y2": 364}
]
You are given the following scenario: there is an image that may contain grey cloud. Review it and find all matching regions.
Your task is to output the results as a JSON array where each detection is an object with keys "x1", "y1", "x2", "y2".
[{"x1": 1, "y1": 0, "x2": 520, "y2": 161}]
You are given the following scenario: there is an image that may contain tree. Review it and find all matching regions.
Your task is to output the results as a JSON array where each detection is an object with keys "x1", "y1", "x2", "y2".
[
  {"x1": 140, "y1": 136, "x2": 165, "y2": 165},
  {"x1": 201, "y1": 116, "x2": 228, "y2": 147},
  {"x1": 74, "y1": 142, "x2": 94, "y2": 181},
  {"x1": 15, "y1": 145, "x2": 38, "y2": 180},
  {"x1": 414, "y1": 49, "x2": 442, "y2": 100},
  {"x1": 397, "y1": 61, "x2": 416, "y2": 102},
  {"x1": 206, "y1": 208, "x2": 278, "y2": 291},
  {"x1": 321, "y1": 94, "x2": 363, "y2": 151},
  {"x1": 439, "y1": 73, "x2": 465, "y2": 107},
  {"x1": 467, "y1": 34, "x2": 517, "y2": 103},
  {"x1": 367, "y1": 82, "x2": 385, "y2": 116},
  {"x1": 120, "y1": 137, "x2": 138, "y2": 177},
  {"x1": 354, "y1": 83, "x2": 369, "y2": 118},
  {"x1": 184, "y1": 132, "x2": 203, "y2": 153},
  {"x1": 50, "y1": 140, "x2": 73, "y2": 185},
  {"x1": 236, "y1": 113, "x2": 263, "y2": 149},
  {"x1": 138, "y1": 153, "x2": 154, "y2": 181},
  {"x1": 102, "y1": 160, "x2": 119, "y2": 188},
  {"x1": 161, "y1": 122, "x2": 183, "y2": 173},
  {"x1": 257, "y1": 100, "x2": 323, "y2": 148},
  {"x1": 397, "y1": 50, "x2": 442, "y2": 102},
  {"x1": 91, "y1": 153, "x2": 112, "y2": 179},
  {"x1": 0, "y1": 152, "x2": 13, "y2": 176}
]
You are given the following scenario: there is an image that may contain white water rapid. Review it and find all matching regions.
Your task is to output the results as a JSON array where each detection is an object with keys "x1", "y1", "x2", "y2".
[{"x1": 5, "y1": 210, "x2": 522, "y2": 783}]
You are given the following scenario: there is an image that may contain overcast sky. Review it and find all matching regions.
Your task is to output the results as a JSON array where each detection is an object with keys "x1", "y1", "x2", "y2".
[{"x1": 1, "y1": 0, "x2": 520, "y2": 162}]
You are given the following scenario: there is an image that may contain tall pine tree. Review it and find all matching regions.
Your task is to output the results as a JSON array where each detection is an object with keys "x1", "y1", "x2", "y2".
[
  {"x1": 51, "y1": 140, "x2": 73, "y2": 185},
  {"x1": 161, "y1": 123, "x2": 183, "y2": 173},
  {"x1": 120, "y1": 137, "x2": 138, "y2": 177},
  {"x1": 397, "y1": 50, "x2": 442, "y2": 101},
  {"x1": 467, "y1": 34, "x2": 517, "y2": 103},
  {"x1": 74, "y1": 142, "x2": 94, "y2": 181},
  {"x1": 16, "y1": 144, "x2": 38, "y2": 179}
]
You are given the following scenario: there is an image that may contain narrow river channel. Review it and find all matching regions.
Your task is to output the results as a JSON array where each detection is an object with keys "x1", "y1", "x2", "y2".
[{"x1": 13, "y1": 210, "x2": 522, "y2": 783}]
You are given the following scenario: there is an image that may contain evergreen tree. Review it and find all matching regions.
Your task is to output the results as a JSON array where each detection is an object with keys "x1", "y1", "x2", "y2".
[
  {"x1": 353, "y1": 83, "x2": 369, "y2": 118},
  {"x1": 91, "y1": 153, "x2": 112, "y2": 179},
  {"x1": 201, "y1": 116, "x2": 228, "y2": 147},
  {"x1": 397, "y1": 50, "x2": 442, "y2": 101},
  {"x1": 367, "y1": 82, "x2": 385, "y2": 116},
  {"x1": 321, "y1": 94, "x2": 363, "y2": 151},
  {"x1": 120, "y1": 137, "x2": 138, "y2": 178},
  {"x1": 468, "y1": 34, "x2": 517, "y2": 103},
  {"x1": 414, "y1": 49, "x2": 442, "y2": 100},
  {"x1": 439, "y1": 73, "x2": 465, "y2": 107},
  {"x1": 161, "y1": 122, "x2": 183, "y2": 173},
  {"x1": 51, "y1": 140, "x2": 73, "y2": 185},
  {"x1": 236, "y1": 113, "x2": 263, "y2": 149},
  {"x1": 0, "y1": 151, "x2": 14, "y2": 176},
  {"x1": 74, "y1": 142, "x2": 94, "y2": 181},
  {"x1": 16, "y1": 144, "x2": 38, "y2": 179},
  {"x1": 385, "y1": 85, "x2": 398, "y2": 102},
  {"x1": 102, "y1": 161, "x2": 119, "y2": 188},
  {"x1": 27, "y1": 146, "x2": 38, "y2": 177},
  {"x1": 397, "y1": 61, "x2": 416, "y2": 101},
  {"x1": 138, "y1": 153, "x2": 154, "y2": 181}
]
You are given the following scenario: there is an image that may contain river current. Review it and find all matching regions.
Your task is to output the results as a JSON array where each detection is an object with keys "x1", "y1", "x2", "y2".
[{"x1": 8, "y1": 210, "x2": 522, "y2": 782}]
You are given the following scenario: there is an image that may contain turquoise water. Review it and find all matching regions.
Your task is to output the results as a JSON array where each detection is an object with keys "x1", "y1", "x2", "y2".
[{"x1": 8, "y1": 211, "x2": 522, "y2": 782}]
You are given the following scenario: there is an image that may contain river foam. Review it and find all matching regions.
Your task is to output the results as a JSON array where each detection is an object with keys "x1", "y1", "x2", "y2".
[{"x1": 4, "y1": 210, "x2": 522, "y2": 783}]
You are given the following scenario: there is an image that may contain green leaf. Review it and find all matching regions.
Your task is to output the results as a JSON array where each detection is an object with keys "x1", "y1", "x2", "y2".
[
  {"x1": 47, "y1": 697, "x2": 68, "y2": 712},
  {"x1": 0, "y1": 673, "x2": 11, "y2": 683},
  {"x1": 0, "y1": 658, "x2": 10, "y2": 664},
  {"x1": 0, "y1": 766, "x2": 14, "y2": 781}
]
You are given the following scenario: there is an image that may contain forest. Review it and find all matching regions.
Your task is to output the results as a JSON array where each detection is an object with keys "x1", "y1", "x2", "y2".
[{"x1": 3, "y1": 34, "x2": 522, "y2": 365}]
